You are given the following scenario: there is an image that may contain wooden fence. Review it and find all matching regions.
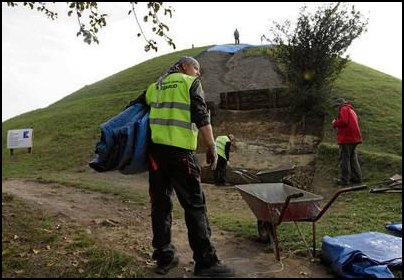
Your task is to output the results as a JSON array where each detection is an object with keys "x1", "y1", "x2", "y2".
[{"x1": 219, "y1": 88, "x2": 290, "y2": 110}]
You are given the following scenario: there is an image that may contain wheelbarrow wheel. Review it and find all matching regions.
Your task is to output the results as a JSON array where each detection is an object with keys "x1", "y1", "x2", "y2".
[{"x1": 257, "y1": 220, "x2": 273, "y2": 244}]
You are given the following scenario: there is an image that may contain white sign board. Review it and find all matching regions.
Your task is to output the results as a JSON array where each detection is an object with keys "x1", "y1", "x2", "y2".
[{"x1": 7, "y1": 129, "x2": 33, "y2": 149}]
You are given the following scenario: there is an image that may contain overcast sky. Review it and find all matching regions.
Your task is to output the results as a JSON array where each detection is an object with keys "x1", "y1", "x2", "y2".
[{"x1": 2, "y1": 2, "x2": 402, "y2": 122}]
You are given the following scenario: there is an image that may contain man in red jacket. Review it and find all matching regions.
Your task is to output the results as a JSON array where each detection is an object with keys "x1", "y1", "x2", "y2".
[{"x1": 332, "y1": 98, "x2": 363, "y2": 186}]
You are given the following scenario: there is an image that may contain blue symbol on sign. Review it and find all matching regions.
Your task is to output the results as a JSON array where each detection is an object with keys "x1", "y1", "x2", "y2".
[{"x1": 23, "y1": 131, "x2": 29, "y2": 138}]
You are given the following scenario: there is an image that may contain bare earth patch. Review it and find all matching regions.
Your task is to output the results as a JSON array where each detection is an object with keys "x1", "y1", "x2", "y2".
[{"x1": 2, "y1": 178, "x2": 334, "y2": 278}]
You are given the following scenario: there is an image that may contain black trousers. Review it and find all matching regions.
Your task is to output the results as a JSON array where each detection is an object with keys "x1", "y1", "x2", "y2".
[
  {"x1": 214, "y1": 156, "x2": 227, "y2": 185},
  {"x1": 148, "y1": 145, "x2": 218, "y2": 267},
  {"x1": 339, "y1": 143, "x2": 362, "y2": 183}
]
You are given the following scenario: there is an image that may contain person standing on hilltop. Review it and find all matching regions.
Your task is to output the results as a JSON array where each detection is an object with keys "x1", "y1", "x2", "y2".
[{"x1": 234, "y1": 28, "x2": 240, "y2": 45}]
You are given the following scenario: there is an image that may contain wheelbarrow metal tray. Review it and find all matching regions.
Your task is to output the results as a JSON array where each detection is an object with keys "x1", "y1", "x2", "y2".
[{"x1": 236, "y1": 183, "x2": 323, "y2": 222}]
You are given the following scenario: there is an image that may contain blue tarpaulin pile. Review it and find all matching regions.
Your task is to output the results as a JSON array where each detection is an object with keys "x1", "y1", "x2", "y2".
[
  {"x1": 386, "y1": 222, "x2": 402, "y2": 236},
  {"x1": 322, "y1": 232, "x2": 402, "y2": 278},
  {"x1": 89, "y1": 103, "x2": 149, "y2": 174}
]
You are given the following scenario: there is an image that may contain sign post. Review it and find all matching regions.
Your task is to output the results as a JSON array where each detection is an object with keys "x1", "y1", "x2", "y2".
[{"x1": 7, "y1": 129, "x2": 33, "y2": 155}]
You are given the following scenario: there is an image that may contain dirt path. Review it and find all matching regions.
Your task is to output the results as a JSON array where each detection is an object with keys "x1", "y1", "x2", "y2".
[{"x1": 2, "y1": 178, "x2": 334, "y2": 278}]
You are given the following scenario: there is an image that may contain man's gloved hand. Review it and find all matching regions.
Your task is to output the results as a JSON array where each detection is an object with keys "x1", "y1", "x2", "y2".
[{"x1": 206, "y1": 145, "x2": 218, "y2": 171}]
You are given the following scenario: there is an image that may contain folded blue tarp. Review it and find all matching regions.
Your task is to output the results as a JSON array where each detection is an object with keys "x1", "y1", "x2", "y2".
[
  {"x1": 322, "y1": 232, "x2": 402, "y2": 278},
  {"x1": 89, "y1": 103, "x2": 149, "y2": 174},
  {"x1": 386, "y1": 222, "x2": 402, "y2": 236},
  {"x1": 207, "y1": 44, "x2": 272, "y2": 54},
  {"x1": 120, "y1": 110, "x2": 149, "y2": 174}
]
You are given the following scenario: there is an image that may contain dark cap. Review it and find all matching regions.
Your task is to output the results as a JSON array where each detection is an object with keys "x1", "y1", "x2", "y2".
[{"x1": 333, "y1": 98, "x2": 346, "y2": 107}]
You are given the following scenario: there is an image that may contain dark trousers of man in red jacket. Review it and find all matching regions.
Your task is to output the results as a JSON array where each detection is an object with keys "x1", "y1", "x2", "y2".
[{"x1": 339, "y1": 143, "x2": 362, "y2": 185}]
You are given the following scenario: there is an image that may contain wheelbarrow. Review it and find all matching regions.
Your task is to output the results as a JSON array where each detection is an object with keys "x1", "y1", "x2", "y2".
[
  {"x1": 236, "y1": 183, "x2": 367, "y2": 260},
  {"x1": 232, "y1": 165, "x2": 295, "y2": 184}
]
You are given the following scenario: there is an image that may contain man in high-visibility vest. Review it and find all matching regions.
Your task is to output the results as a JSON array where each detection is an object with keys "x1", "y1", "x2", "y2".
[
  {"x1": 130, "y1": 57, "x2": 234, "y2": 277},
  {"x1": 214, "y1": 134, "x2": 235, "y2": 186}
]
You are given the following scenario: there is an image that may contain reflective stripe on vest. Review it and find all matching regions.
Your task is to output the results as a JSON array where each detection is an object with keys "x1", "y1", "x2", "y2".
[
  {"x1": 146, "y1": 73, "x2": 198, "y2": 150},
  {"x1": 215, "y1": 135, "x2": 230, "y2": 160}
]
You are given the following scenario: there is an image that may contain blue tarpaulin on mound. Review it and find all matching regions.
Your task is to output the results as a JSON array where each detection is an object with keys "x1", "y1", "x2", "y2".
[
  {"x1": 207, "y1": 44, "x2": 271, "y2": 53},
  {"x1": 322, "y1": 232, "x2": 402, "y2": 278},
  {"x1": 386, "y1": 222, "x2": 402, "y2": 236}
]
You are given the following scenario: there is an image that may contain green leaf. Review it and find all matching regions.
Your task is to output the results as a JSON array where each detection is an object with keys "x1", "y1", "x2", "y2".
[{"x1": 164, "y1": 9, "x2": 172, "y2": 18}]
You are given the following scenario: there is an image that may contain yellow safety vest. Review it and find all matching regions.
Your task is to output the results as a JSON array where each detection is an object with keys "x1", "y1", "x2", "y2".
[
  {"x1": 146, "y1": 73, "x2": 198, "y2": 150},
  {"x1": 215, "y1": 135, "x2": 230, "y2": 160}
]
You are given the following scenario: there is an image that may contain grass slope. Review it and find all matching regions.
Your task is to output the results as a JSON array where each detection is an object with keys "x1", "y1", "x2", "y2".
[{"x1": 2, "y1": 49, "x2": 401, "y2": 178}]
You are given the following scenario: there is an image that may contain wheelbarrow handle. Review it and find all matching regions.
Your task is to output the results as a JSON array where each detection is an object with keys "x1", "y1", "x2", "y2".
[
  {"x1": 313, "y1": 184, "x2": 367, "y2": 222},
  {"x1": 288, "y1": 192, "x2": 304, "y2": 199},
  {"x1": 276, "y1": 192, "x2": 304, "y2": 225}
]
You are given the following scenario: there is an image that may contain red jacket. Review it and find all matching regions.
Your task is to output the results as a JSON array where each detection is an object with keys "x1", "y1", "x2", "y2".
[{"x1": 332, "y1": 103, "x2": 362, "y2": 144}]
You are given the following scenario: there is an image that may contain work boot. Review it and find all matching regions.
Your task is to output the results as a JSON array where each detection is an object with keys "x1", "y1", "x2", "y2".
[
  {"x1": 155, "y1": 255, "x2": 179, "y2": 275},
  {"x1": 194, "y1": 261, "x2": 235, "y2": 277}
]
